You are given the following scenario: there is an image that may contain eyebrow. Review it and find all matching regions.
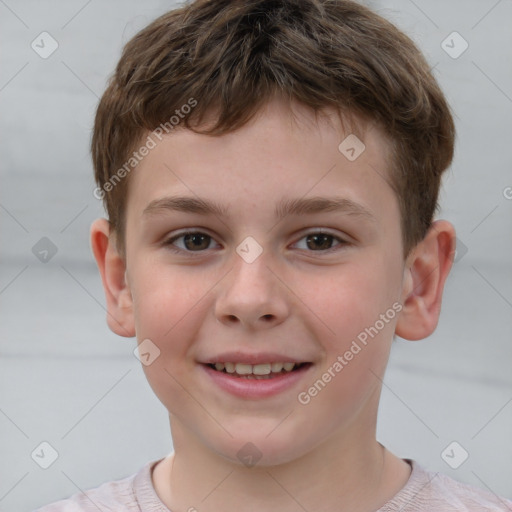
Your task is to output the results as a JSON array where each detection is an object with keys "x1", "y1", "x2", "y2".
[{"x1": 142, "y1": 195, "x2": 376, "y2": 222}]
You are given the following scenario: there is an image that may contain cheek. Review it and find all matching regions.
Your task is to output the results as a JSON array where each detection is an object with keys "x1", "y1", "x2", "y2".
[
  {"x1": 130, "y1": 264, "x2": 210, "y2": 398},
  {"x1": 131, "y1": 260, "x2": 205, "y2": 340},
  {"x1": 297, "y1": 307, "x2": 396, "y2": 434},
  {"x1": 301, "y1": 257, "x2": 400, "y2": 392},
  {"x1": 303, "y1": 258, "x2": 400, "y2": 342},
  {"x1": 130, "y1": 269, "x2": 209, "y2": 415}
]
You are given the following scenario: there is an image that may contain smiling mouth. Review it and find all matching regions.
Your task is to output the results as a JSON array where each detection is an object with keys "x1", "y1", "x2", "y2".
[{"x1": 205, "y1": 362, "x2": 311, "y2": 379}]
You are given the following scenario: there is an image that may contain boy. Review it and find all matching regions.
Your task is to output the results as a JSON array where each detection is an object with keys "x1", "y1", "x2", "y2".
[{"x1": 37, "y1": 0, "x2": 512, "y2": 510}]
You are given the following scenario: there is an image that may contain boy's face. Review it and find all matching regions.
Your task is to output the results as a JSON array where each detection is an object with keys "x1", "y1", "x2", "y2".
[{"x1": 112, "y1": 99, "x2": 412, "y2": 464}]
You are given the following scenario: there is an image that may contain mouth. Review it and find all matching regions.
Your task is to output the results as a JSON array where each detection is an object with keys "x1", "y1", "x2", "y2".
[
  {"x1": 205, "y1": 361, "x2": 311, "y2": 379},
  {"x1": 200, "y1": 360, "x2": 313, "y2": 399}
]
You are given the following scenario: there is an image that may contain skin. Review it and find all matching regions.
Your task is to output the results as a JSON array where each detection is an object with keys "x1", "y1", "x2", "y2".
[{"x1": 91, "y1": 97, "x2": 455, "y2": 512}]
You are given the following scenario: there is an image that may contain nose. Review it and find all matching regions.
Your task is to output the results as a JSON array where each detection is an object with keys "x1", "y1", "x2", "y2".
[{"x1": 214, "y1": 253, "x2": 290, "y2": 330}]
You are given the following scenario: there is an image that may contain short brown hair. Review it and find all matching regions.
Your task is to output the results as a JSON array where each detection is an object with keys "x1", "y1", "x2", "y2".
[{"x1": 91, "y1": 0, "x2": 455, "y2": 257}]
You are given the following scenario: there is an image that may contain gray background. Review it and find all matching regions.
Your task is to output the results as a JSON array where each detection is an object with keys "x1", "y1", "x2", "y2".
[{"x1": 0, "y1": 0, "x2": 511, "y2": 510}]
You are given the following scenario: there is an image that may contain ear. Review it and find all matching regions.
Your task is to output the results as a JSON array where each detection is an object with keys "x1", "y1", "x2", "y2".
[
  {"x1": 395, "y1": 220, "x2": 456, "y2": 341},
  {"x1": 90, "y1": 218, "x2": 135, "y2": 338}
]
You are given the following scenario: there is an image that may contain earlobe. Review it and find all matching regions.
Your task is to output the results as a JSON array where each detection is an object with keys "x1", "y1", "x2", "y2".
[
  {"x1": 90, "y1": 218, "x2": 135, "y2": 338},
  {"x1": 395, "y1": 220, "x2": 456, "y2": 341}
]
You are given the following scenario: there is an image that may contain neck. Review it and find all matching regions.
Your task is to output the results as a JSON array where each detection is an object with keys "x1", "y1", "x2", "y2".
[{"x1": 153, "y1": 414, "x2": 411, "y2": 512}]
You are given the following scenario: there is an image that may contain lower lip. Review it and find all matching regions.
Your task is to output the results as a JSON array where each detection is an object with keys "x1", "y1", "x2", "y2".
[{"x1": 201, "y1": 364, "x2": 312, "y2": 399}]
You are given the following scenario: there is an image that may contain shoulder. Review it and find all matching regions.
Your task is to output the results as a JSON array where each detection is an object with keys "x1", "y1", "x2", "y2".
[
  {"x1": 428, "y1": 469, "x2": 512, "y2": 511},
  {"x1": 381, "y1": 460, "x2": 512, "y2": 512},
  {"x1": 34, "y1": 459, "x2": 162, "y2": 512}
]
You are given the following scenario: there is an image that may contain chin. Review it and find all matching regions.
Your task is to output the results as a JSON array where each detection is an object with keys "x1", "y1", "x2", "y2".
[{"x1": 207, "y1": 429, "x2": 313, "y2": 469}]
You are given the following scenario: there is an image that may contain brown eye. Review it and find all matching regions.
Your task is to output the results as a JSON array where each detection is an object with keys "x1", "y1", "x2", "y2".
[
  {"x1": 306, "y1": 233, "x2": 335, "y2": 251},
  {"x1": 165, "y1": 231, "x2": 216, "y2": 252},
  {"x1": 294, "y1": 231, "x2": 347, "y2": 253}
]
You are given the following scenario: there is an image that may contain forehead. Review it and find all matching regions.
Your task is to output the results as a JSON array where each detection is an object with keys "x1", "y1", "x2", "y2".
[{"x1": 126, "y1": 98, "x2": 397, "y2": 226}]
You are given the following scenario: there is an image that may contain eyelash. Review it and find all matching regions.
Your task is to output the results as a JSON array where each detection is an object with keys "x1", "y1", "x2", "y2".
[{"x1": 163, "y1": 229, "x2": 349, "y2": 255}]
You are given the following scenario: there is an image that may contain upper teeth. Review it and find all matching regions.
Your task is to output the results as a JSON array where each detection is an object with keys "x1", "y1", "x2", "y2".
[{"x1": 214, "y1": 362, "x2": 297, "y2": 375}]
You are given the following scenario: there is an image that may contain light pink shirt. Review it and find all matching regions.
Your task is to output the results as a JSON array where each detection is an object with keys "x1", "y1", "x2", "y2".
[{"x1": 35, "y1": 458, "x2": 512, "y2": 511}]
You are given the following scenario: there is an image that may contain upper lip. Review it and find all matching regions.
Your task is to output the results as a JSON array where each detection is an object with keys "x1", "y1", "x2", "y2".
[{"x1": 200, "y1": 352, "x2": 311, "y2": 365}]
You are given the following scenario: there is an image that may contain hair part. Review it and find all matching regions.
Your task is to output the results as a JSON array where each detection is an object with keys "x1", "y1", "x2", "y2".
[{"x1": 91, "y1": 0, "x2": 455, "y2": 258}]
